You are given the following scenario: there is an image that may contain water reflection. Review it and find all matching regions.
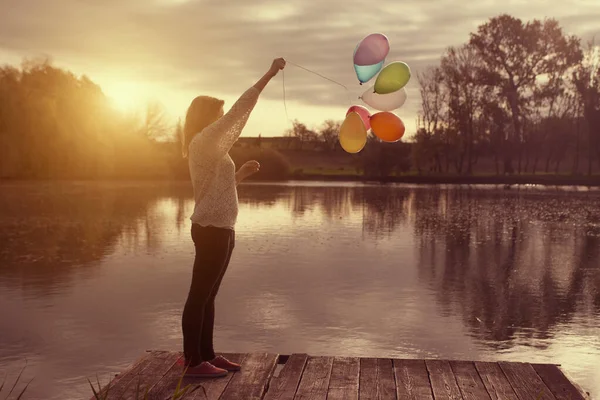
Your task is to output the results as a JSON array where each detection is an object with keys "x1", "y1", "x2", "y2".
[
  {"x1": 410, "y1": 188, "x2": 600, "y2": 348},
  {"x1": 0, "y1": 182, "x2": 599, "y2": 398},
  {"x1": 1, "y1": 183, "x2": 599, "y2": 340},
  {"x1": 0, "y1": 183, "x2": 188, "y2": 294}
]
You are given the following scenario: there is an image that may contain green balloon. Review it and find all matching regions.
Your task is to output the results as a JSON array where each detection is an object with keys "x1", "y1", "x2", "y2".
[{"x1": 374, "y1": 62, "x2": 411, "y2": 94}]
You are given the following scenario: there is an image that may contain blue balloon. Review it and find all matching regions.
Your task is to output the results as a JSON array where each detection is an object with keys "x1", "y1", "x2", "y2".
[{"x1": 354, "y1": 61, "x2": 384, "y2": 84}]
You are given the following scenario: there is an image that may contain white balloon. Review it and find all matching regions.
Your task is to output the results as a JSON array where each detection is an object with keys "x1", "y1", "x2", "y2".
[{"x1": 360, "y1": 86, "x2": 407, "y2": 112}]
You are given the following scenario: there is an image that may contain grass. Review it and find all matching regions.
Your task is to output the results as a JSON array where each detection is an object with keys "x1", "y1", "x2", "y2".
[
  {"x1": 88, "y1": 364, "x2": 203, "y2": 400},
  {"x1": 0, "y1": 360, "x2": 204, "y2": 400},
  {"x1": 1, "y1": 364, "x2": 33, "y2": 400}
]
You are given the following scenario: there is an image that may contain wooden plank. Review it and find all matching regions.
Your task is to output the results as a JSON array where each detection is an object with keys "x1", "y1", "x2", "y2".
[
  {"x1": 108, "y1": 351, "x2": 181, "y2": 400},
  {"x1": 359, "y1": 358, "x2": 396, "y2": 400},
  {"x1": 394, "y1": 359, "x2": 434, "y2": 400},
  {"x1": 498, "y1": 362, "x2": 556, "y2": 400},
  {"x1": 294, "y1": 356, "x2": 334, "y2": 400},
  {"x1": 143, "y1": 352, "x2": 183, "y2": 400},
  {"x1": 376, "y1": 358, "x2": 398, "y2": 400},
  {"x1": 425, "y1": 360, "x2": 463, "y2": 400},
  {"x1": 188, "y1": 354, "x2": 247, "y2": 400},
  {"x1": 359, "y1": 358, "x2": 378, "y2": 400},
  {"x1": 450, "y1": 361, "x2": 491, "y2": 400},
  {"x1": 219, "y1": 353, "x2": 278, "y2": 400},
  {"x1": 263, "y1": 354, "x2": 308, "y2": 400},
  {"x1": 327, "y1": 357, "x2": 360, "y2": 400},
  {"x1": 532, "y1": 364, "x2": 588, "y2": 400},
  {"x1": 474, "y1": 362, "x2": 518, "y2": 400},
  {"x1": 144, "y1": 353, "x2": 244, "y2": 400},
  {"x1": 91, "y1": 352, "x2": 152, "y2": 399}
]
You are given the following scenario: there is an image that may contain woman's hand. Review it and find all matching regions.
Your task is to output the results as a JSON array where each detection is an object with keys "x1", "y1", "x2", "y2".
[
  {"x1": 240, "y1": 160, "x2": 260, "y2": 176},
  {"x1": 254, "y1": 58, "x2": 286, "y2": 92},
  {"x1": 268, "y1": 58, "x2": 286, "y2": 77},
  {"x1": 236, "y1": 160, "x2": 260, "y2": 185}
]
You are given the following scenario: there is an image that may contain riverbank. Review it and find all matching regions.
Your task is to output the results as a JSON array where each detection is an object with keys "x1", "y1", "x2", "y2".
[
  {"x1": 288, "y1": 172, "x2": 600, "y2": 186},
  {"x1": 2, "y1": 173, "x2": 600, "y2": 187}
]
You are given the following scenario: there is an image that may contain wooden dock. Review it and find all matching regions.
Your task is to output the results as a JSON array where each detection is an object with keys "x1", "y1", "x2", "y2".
[{"x1": 93, "y1": 351, "x2": 589, "y2": 400}]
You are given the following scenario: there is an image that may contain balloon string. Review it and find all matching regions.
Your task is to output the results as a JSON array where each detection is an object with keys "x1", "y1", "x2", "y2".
[
  {"x1": 281, "y1": 59, "x2": 353, "y2": 124},
  {"x1": 285, "y1": 60, "x2": 349, "y2": 90},
  {"x1": 282, "y1": 68, "x2": 290, "y2": 122}
]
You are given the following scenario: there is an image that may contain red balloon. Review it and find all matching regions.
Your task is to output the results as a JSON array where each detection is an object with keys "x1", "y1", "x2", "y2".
[
  {"x1": 370, "y1": 112, "x2": 405, "y2": 142},
  {"x1": 346, "y1": 105, "x2": 371, "y2": 130}
]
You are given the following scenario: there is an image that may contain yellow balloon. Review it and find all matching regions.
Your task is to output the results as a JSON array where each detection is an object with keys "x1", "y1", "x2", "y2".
[{"x1": 339, "y1": 112, "x2": 367, "y2": 153}]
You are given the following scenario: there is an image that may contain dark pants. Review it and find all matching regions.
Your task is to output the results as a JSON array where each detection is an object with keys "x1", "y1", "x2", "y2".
[{"x1": 182, "y1": 224, "x2": 235, "y2": 366}]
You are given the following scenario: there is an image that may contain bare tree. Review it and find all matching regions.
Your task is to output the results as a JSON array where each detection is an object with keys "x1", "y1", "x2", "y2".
[
  {"x1": 441, "y1": 44, "x2": 485, "y2": 174},
  {"x1": 318, "y1": 119, "x2": 341, "y2": 151},
  {"x1": 286, "y1": 119, "x2": 318, "y2": 150},
  {"x1": 573, "y1": 41, "x2": 600, "y2": 176},
  {"x1": 470, "y1": 15, "x2": 581, "y2": 174},
  {"x1": 417, "y1": 66, "x2": 447, "y2": 172},
  {"x1": 142, "y1": 101, "x2": 170, "y2": 141}
]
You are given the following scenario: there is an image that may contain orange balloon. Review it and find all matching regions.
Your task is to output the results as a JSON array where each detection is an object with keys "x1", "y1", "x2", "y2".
[{"x1": 370, "y1": 112, "x2": 405, "y2": 142}]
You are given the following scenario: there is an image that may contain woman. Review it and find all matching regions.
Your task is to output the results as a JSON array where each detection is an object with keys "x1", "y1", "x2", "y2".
[{"x1": 180, "y1": 58, "x2": 286, "y2": 377}]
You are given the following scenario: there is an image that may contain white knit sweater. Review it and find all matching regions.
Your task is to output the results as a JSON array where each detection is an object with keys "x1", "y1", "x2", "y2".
[{"x1": 188, "y1": 87, "x2": 259, "y2": 229}]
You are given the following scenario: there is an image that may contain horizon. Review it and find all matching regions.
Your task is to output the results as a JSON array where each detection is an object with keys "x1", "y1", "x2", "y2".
[{"x1": 1, "y1": 0, "x2": 599, "y2": 138}]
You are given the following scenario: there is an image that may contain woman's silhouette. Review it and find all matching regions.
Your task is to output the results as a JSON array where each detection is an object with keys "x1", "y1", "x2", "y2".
[{"x1": 180, "y1": 58, "x2": 286, "y2": 377}]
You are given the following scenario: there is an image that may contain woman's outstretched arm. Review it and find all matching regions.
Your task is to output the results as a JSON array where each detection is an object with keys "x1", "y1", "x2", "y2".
[
  {"x1": 195, "y1": 58, "x2": 286, "y2": 162},
  {"x1": 253, "y1": 58, "x2": 286, "y2": 92}
]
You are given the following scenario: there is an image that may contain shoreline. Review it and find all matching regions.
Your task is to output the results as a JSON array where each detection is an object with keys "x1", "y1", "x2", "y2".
[
  {"x1": 1, "y1": 173, "x2": 600, "y2": 187},
  {"x1": 288, "y1": 173, "x2": 600, "y2": 187}
]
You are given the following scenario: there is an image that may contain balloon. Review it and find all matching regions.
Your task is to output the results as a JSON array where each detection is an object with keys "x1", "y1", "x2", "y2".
[
  {"x1": 346, "y1": 105, "x2": 371, "y2": 130},
  {"x1": 370, "y1": 112, "x2": 405, "y2": 142},
  {"x1": 339, "y1": 112, "x2": 367, "y2": 153},
  {"x1": 354, "y1": 61, "x2": 384, "y2": 84},
  {"x1": 353, "y1": 33, "x2": 390, "y2": 66},
  {"x1": 374, "y1": 62, "x2": 411, "y2": 94},
  {"x1": 360, "y1": 86, "x2": 407, "y2": 112}
]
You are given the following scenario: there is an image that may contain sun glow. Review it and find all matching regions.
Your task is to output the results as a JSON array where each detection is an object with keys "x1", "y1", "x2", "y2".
[{"x1": 103, "y1": 80, "x2": 152, "y2": 112}]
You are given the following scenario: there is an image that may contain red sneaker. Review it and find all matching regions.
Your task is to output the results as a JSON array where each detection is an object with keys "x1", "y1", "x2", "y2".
[
  {"x1": 209, "y1": 356, "x2": 241, "y2": 371},
  {"x1": 182, "y1": 361, "x2": 228, "y2": 378}
]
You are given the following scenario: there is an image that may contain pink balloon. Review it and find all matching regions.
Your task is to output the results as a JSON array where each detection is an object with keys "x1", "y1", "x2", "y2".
[
  {"x1": 347, "y1": 105, "x2": 371, "y2": 130},
  {"x1": 353, "y1": 33, "x2": 390, "y2": 66}
]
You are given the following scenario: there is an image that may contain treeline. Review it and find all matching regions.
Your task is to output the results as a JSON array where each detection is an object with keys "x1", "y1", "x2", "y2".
[
  {"x1": 282, "y1": 120, "x2": 412, "y2": 178},
  {"x1": 0, "y1": 59, "x2": 329, "y2": 180},
  {"x1": 414, "y1": 14, "x2": 600, "y2": 176},
  {"x1": 0, "y1": 58, "x2": 185, "y2": 179}
]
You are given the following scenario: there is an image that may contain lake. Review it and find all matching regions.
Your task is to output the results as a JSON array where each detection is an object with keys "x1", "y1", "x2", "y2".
[{"x1": 0, "y1": 181, "x2": 599, "y2": 399}]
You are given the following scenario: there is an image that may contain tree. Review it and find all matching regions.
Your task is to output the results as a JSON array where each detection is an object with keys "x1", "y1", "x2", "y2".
[
  {"x1": 417, "y1": 66, "x2": 447, "y2": 172},
  {"x1": 479, "y1": 97, "x2": 511, "y2": 174},
  {"x1": 142, "y1": 101, "x2": 170, "y2": 141},
  {"x1": 573, "y1": 41, "x2": 600, "y2": 175},
  {"x1": 286, "y1": 120, "x2": 317, "y2": 149},
  {"x1": 440, "y1": 44, "x2": 485, "y2": 174},
  {"x1": 470, "y1": 15, "x2": 581, "y2": 174},
  {"x1": 359, "y1": 135, "x2": 411, "y2": 178},
  {"x1": 174, "y1": 118, "x2": 184, "y2": 155},
  {"x1": 318, "y1": 119, "x2": 341, "y2": 151},
  {"x1": 527, "y1": 87, "x2": 578, "y2": 174}
]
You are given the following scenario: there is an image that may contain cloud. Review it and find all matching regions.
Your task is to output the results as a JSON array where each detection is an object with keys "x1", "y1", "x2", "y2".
[{"x1": 1, "y1": 0, "x2": 599, "y2": 134}]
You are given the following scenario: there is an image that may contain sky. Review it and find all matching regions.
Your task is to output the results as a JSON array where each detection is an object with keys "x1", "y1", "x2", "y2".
[{"x1": 1, "y1": 0, "x2": 599, "y2": 138}]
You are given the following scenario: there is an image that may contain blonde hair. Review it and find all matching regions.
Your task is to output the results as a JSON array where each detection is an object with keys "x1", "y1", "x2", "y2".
[{"x1": 182, "y1": 95, "x2": 224, "y2": 158}]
